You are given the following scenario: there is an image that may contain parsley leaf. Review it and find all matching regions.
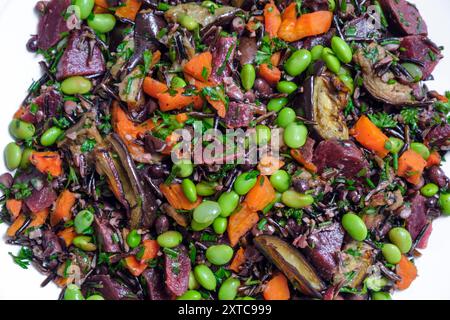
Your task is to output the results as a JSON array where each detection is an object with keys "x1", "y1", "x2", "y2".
[
  {"x1": 400, "y1": 108, "x2": 419, "y2": 129},
  {"x1": 80, "y1": 138, "x2": 97, "y2": 153},
  {"x1": 9, "y1": 247, "x2": 33, "y2": 269},
  {"x1": 368, "y1": 112, "x2": 398, "y2": 128}
]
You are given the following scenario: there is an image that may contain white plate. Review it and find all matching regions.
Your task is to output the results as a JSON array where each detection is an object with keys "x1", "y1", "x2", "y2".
[{"x1": 0, "y1": 0, "x2": 449, "y2": 300}]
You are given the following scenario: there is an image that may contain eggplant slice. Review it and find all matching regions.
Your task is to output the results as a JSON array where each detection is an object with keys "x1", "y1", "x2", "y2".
[{"x1": 254, "y1": 235, "x2": 326, "y2": 299}]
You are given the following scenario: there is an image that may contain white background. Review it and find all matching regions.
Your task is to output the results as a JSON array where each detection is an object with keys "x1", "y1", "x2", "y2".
[{"x1": 0, "y1": 0, "x2": 449, "y2": 300}]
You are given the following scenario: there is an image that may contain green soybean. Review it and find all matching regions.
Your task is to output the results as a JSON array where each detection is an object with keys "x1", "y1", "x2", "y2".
[
  {"x1": 281, "y1": 190, "x2": 314, "y2": 208},
  {"x1": 385, "y1": 137, "x2": 404, "y2": 154},
  {"x1": 338, "y1": 74, "x2": 354, "y2": 93},
  {"x1": 40, "y1": 127, "x2": 64, "y2": 146},
  {"x1": 177, "y1": 290, "x2": 202, "y2": 300},
  {"x1": 189, "y1": 271, "x2": 200, "y2": 290},
  {"x1": 421, "y1": 183, "x2": 439, "y2": 197},
  {"x1": 182, "y1": 179, "x2": 197, "y2": 203},
  {"x1": 88, "y1": 13, "x2": 116, "y2": 33},
  {"x1": 267, "y1": 97, "x2": 288, "y2": 112},
  {"x1": 73, "y1": 236, "x2": 96, "y2": 251},
  {"x1": 328, "y1": 0, "x2": 336, "y2": 11},
  {"x1": 19, "y1": 148, "x2": 33, "y2": 169},
  {"x1": 331, "y1": 36, "x2": 353, "y2": 64},
  {"x1": 218, "y1": 277, "x2": 240, "y2": 300},
  {"x1": 311, "y1": 45, "x2": 324, "y2": 61},
  {"x1": 371, "y1": 292, "x2": 391, "y2": 300},
  {"x1": 174, "y1": 159, "x2": 194, "y2": 178},
  {"x1": 212, "y1": 217, "x2": 228, "y2": 235},
  {"x1": 194, "y1": 264, "x2": 217, "y2": 291},
  {"x1": 171, "y1": 76, "x2": 187, "y2": 89},
  {"x1": 284, "y1": 49, "x2": 312, "y2": 76},
  {"x1": 256, "y1": 125, "x2": 271, "y2": 146},
  {"x1": 196, "y1": 181, "x2": 217, "y2": 196},
  {"x1": 283, "y1": 123, "x2": 308, "y2": 148},
  {"x1": 439, "y1": 193, "x2": 450, "y2": 216},
  {"x1": 178, "y1": 14, "x2": 199, "y2": 31},
  {"x1": 67, "y1": 5, "x2": 82, "y2": 19},
  {"x1": 191, "y1": 219, "x2": 212, "y2": 231},
  {"x1": 4, "y1": 143, "x2": 22, "y2": 171},
  {"x1": 74, "y1": 210, "x2": 94, "y2": 234},
  {"x1": 241, "y1": 64, "x2": 256, "y2": 91},
  {"x1": 388, "y1": 227, "x2": 412, "y2": 254},
  {"x1": 262, "y1": 192, "x2": 282, "y2": 214},
  {"x1": 75, "y1": 0, "x2": 95, "y2": 19},
  {"x1": 218, "y1": 191, "x2": 240, "y2": 217},
  {"x1": 401, "y1": 62, "x2": 423, "y2": 82},
  {"x1": 86, "y1": 295, "x2": 104, "y2": 300},
  {"x1": 270, "y1": 170, "x2": 290, "y2": 192},
  {"x1": 277, "y1": 81, "x2": 298, "y2": 94},
  {"x1": 127, "y1": 230, "x2": 142, "y2": 249},
  {"x1": 341, "y1": 213, "x2": 367, "y2": 241},
  {"x1": 157, "y1": 231, "x2": 183, "y2": 248},
  {"x1": 234, "y1": 172, "x2": 258, "y2": 195},
  {"x1": 206, "y1": 244, "x2": 234, "y2": 265},
  {"x1": 193, "y1": 201, "x2": 222, "y2": 224},
  {"x1": 236, "y1": 296, "x2": 256, "y2": 300},
  {"x1": 9, "y1": 119, "x2": 35, "y2": 140},
  {"x1": 322, "y1": 51, "x2": 341, "y2": 74},
  {"x1": 277, "y1": 107, "x2": 296, "y2": 128},
  {"x1": 381, "y1": 243, "x2": 402, "y2": 264},
  {"x1": 410, "y1": 142, "x2": 430, "y2": 160},
  {"x1": 202, "y1": 1, "x2": 219, "y2": 10},
  {"x1": 64, "y1": 284, "x2": 84, "y2": 300},
  {"x1": 61, "y1": 76, "x2": 92, "y2": 95}
]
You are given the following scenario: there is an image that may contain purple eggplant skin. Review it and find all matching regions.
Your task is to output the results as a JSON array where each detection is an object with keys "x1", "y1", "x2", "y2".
[
  {"x1": 254, "y1": 235, "x2": 326, "y2": 299},
  {"x1": 82, "y1": 275, "x2": 139, "y2": 300},
  {"x1": 142, "y1": 268, "x2": 173, "y2": 300},
  {"x1": 164, "y1": 245, "x2": 191, "y2": 297},
  {"x1": 94, "y1": 216, "x2": 122, "y2": 253},
  {"x1": 37, "y1": 0, "x2": 71, "y2": 50}
]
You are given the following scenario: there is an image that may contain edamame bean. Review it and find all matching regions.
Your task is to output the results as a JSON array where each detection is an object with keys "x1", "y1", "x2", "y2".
[
  {"x1": 322, "y1": 51, "x2": 341, "y2": 74},
  {"x1": 87, "y1": 13, "x2": 116, "y2": 33},
  {"x1": 341, "y1": 213, "x2": 367, "y2": 241},
  {"x1": 234, "y1": 172, "x2": 258, "y2": 195},
  {"x1": 127, "y1": 230, "x2": 142, "y2": 249},
  {"x1": 241, "y1": 64, "x2": 256, "y2": 91},
  {"x1": 191, "y1": 219, "x2": 212, "y2": 231},
  {"x1": 284, "y1": 49, "x2": 312, "y2": 76},
  {"x1": 19, "y1": 148, "x2": 33, "y2": 169},
  {"x1": 328, "y1": 0, "x2": 336, "y2": 11},
  {"x1": 270, "y1": 170, "x2": 290, "y2": 192},
  {"x1": 193, "y1": 201, "x2": 222, "y2": 224},
  {"x1": 311, "y1": 45, "x2": 324, "y2": 61},
  {"x1": 277, "y1": 81, "x2": 298, "y2": 94},
  {"x1": 206, "y1": 244, "x2": 233, "y2": 265},
  {"x1": 157, "y1": 231, "x2": 183, "y2": 248},
  {"x1": 67, "y1": 5, "x2": 82, "y2": 19},
  {"x1": 331, "y1": 36, "x2": 353, "y2": 64},
  {"x1": 178, "y1": 14, "x2": 199, "y2": 31},
  {"x1": 372, "y1": 292, "x2": 391, "y2": 300},
  {"x1": 202, "y1": 1, "x2": 219, "y2": 9},
  {"x1": 388, "y1": 227, "x2": 412, "y2": 254},
  {"x1": 174, "y1": 159, "x2": 194, "y2": 178},
  {"x1": 64, "y1": 284, "x2": 84, "y2": 300},
  {"x1": 281, "y1": 190, "x2": 314, "y2": 208},
  {"x1": 421, "y1": 183, "x2": 439, "y2": 197},
  {"x1": 73, "y1": 236, "x2": 97, "y2": 251},
  {"x1": 182, "y1": 179, "x2": 198, "y2": 203},
  {"x1": 338, "y1": 74, "x2": 354, "y2": 93},
  {"x1": 218, "y1": 277, "x2": 240, "y2": 300},
  {"x1": 40, "y1": 126, "x2": 64, "y2": 146},
  {"x1": 189, "y1": 271, "x2": 200, "y2": 290},
  {"x1": 410, "y1": 142, "x2": 430, "y2": 160},
  {"x1": 194, "y1": 264, "x2": 217, "y2": 291},
  {"x1": 61, "y1": 76, "x2": 92, "y2": 95},
  {"x1": 87, "y1": 295, "x2": 104, "y2": 300},
  {"x1": 4, "y1": 143, "x2": 22, "y2": 170},
  {"x1": 283, "y1": 123, "x2": 308, "y2": 148},
  {"x1": 256, "y1": 125, "x2": 271, "y2": 146},
  {"x1": 74, "y1": 210, "x2": 94, "y2": 234},
  {"x1": 74, "y1": 0, "x2": 95, "y2": 19},
  {"x1": 196, "y1": 181, "x2": 217, "y2": 196},
  {"x1": 276, "y1": 107, "x2": 296, "y2": 128},
  {"x1": 385, "y1": 137, "x2": 404, "y2": 154},
  {"x1": 236, "y1": 296, "x2": 256, "y2": 300},
  {"x1": 267, "y1": 97, "x2": 288, "y2": 112},
  {"x1": 9, "y1": 119, "x2": 35, "y2": 140},
  {"x1": 401, "y1": 63, "x2": 423, "y2": 82},
  {"x1": 171, "y1": 76, "x2": 187, "y2": 89},
  {"x1": 381, "y1": 243, "x2": 402, "y2": 264},
  {"x1": 262, "y1": 192, "x2": 281, "y2": 214},
  {"x1": 218, "y1": 191, "x2": 239, "y2": 217},
  {"x1": 439, "y1": 193, "x2": 450, "y2": 216},
  {"x1": 212, "y1": 217, "x2": 228, "y2": 235},
  {"x1": 177, "y1": 290, "x2": 202, "y2": 300}
]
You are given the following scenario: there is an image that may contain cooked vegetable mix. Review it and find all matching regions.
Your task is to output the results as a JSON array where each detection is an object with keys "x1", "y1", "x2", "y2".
[{"x1": 1, "y1": 0, "x2": 449, "y2": 301}]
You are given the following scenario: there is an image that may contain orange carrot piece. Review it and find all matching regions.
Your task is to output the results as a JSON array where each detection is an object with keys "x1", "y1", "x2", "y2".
[
  {"x1": 282, "y1": 2, "x2": 297, "y2": 20},
  {"x1": 29, "y1": 208, "x2": 49, "y2": 228},
  {"x1": 6, "y1": 199, "x2": 22, "y2": 220},
  {"x1": 160, "y1": 183, "x2": 203, "y2": 210},
  {"x1": 227, "y1": 204, "x2": 259, "y2": 247},
  {"x1": 230, "y1": 247, "x2": 246, "y2": 273},
  {"x1": 125, "y1": 256, "x2": 148, "y2": 277},
  {"x1": 58, "y1": 227, "x2": 77, "y2": 247},
  {"x1": 189, "y1": 79, "x2": 226, "y2": 116},
  {"x1": 351, "y1": 115, "x2": 389, "y2": 158},
  {"x1": 270, "y1": 51, "x2": 281, "y2": 67},
  {"x1": 139, "y1": 239, "x2": 160, "y2": 263},
  {"x1": 278, "y1": 11, "x2": 333, "y2": 42},
  {"x1": 7, "y1": 214, "x2": 26, "y2": 237},
  {"x1": 158, "y1": 88, "x2": 203, "y2": 112},
  {"x1": 396, "y1": 255, "x2": 418, "y2": 290},
  {"x1": 259, "y1": 64, "x2": 281, "y2": 86},
  {"x1": 426, "y1": 150, "x2": 441, "y2": 168},
  {"x1": 93, "y1": 5, "x2": 109, "y2": 13},
  {"x1": 257, "y1": 155, "x2": 285, "y2": 176},
  {"x1": 143, "y1": 77, "x2": 168, "y2": 99},
  {"x1": 51, "y1": 190, "x2": 76, "y2": 226},
  {"x1": 263, "y1": 273, "x2": 290, "y2": 300},
  {"x1": 175, "y1": 113, "x2": 189, "y2": 124},
  {"x1": 30, "y1": 151, "x2": 63, "y2": 177},
  {"x1": 264, "y1": 1, "x2": 282, "y2": 38},
  {"x1": 95, "y1": 0, "x2": 109, "y2": 8},
  {"x1": 277, "y1": 18, "x2": 297, "y2": 42},
  {"x1": 244, "y1": 176, "x2": 276, "y2": 211},
  {"x1": 183, "y1": 52, "x2": 213, "y2": 82},
  {"x1": 290, "y1": 149, "x2": 318, "y2": 173},
  {"x1": 397, "y1": 149, "x2": 427, "y2": 185},
  {"x1": 115, "y1": 0, "x2": 142, "y2": 21}
]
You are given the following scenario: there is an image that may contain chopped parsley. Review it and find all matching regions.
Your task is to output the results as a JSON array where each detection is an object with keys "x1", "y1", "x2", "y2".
[
  {"x1": 368, "y1": 112, "x2": 398, "y2": 128},
  {"x1": 9, "y1": 247, "x2": 33, "y2": 269},
  {"x1": 80, "y1": 138, "x2": 97, "y2": 153}
]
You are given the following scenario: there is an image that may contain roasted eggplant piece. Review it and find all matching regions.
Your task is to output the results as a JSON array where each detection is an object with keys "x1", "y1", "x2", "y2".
[
  {"x1": 254, "y1": 235, "x2": 326, "y2": 298},
  {"x1": 118, "y1": 67, "x2": 146, "y2": 110},
  {"x1": 296, "y1": 63, "x2": 350, "y2": 140}
]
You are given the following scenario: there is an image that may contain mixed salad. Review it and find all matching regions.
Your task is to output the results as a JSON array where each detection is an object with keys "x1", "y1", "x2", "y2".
[{"x1": 1, "y1": 0, "x2": 450, "y2": 300}]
